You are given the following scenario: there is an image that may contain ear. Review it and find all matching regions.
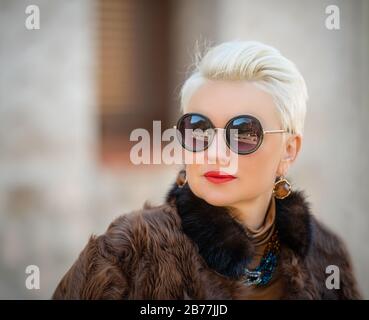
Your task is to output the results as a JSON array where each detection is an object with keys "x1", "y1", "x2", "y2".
[{"x1": 276, "y1": 133, "x2": 302, "y2": 177}]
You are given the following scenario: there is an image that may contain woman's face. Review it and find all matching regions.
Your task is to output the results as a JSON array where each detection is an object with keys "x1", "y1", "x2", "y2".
[{"x1": 184, "y1": 80, "x2": 301, "y2": 208}]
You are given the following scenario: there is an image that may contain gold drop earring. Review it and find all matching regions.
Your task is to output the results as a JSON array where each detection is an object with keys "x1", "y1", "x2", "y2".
[
  {"x1": 176, "y1": 170, "x2": 187, "y2": 188},
  {"x1": 273, "y1": 175, "x2": 292, "y2": 199}
]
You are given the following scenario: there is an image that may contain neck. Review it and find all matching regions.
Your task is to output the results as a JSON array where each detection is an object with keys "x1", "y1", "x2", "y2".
[
  {"x1": 166, "y1": 180, "x2": 313, "y2": 277},
  {"x1": 228, "y1": 189, "x2": 273, "y2": 232}
]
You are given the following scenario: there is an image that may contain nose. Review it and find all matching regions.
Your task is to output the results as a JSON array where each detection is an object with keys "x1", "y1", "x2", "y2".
[{"x1": 206, "y1": 128, "x2": 231, "y2": 166}]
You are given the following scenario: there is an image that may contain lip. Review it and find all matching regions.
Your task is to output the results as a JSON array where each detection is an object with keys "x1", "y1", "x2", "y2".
[{"x1": 204, "y1": 171, "x2": 236, "y2": 184}]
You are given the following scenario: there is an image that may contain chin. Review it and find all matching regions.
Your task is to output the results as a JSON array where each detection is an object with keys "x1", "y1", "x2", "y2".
[
  {"x1": 195, "y1": 189, "x2": 237, "y2": 207},
  {"x1": 203, "y1": 197, "x2": 232, "y2": 207},
  {"x1": 188, "y1": 177, "x2": 240, "y2": 207}
]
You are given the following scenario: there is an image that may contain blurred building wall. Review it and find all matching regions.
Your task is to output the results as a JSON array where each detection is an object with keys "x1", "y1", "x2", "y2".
[{"x1": 0, "y1": 0, "x2": 99, "y2": 298}]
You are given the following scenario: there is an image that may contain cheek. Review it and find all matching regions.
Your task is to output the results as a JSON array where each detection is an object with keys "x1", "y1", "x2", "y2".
[{"x1": 237, "y1": 140, "x2": 281, "y2": 186}]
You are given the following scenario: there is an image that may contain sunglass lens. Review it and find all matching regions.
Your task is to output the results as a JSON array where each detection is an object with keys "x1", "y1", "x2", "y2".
[
  {"x1": 226, "y1": 116, "x2": 263, "y2": 154},
  {"x1": 177, "y1": 114, "x2": 213, "y2": 152}
]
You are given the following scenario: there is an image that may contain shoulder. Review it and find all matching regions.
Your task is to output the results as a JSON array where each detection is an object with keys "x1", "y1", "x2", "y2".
[
  {"x1": 106, "y1": 202, "x2": 181, "y2": 240},
  {"x1": 275, "y1": 189, "x2": 351, "y2": 262},
  {"x1": 94, "y1": 202, "x2": 184, "y2": 262},
  {"x1": 275, "y1": 191, "x2": 361, "y2": 299},
  {"x1": 309, "y1": 214, "x2": 349, "y2": 259},
  {"x1": 308, "y1": 214, "x2": 353, "y2": 267},
  {"x1": 307, "y1": 215, "x2": 362, "y2": 298},
  {"x1": 52, "y1": 203, "x2": 184, "y2": 299}
]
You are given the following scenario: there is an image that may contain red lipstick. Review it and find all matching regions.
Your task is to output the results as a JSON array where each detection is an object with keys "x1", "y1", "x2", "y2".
[{"x1": 204, "y1": 171, "x2": 236, "y2": 184}]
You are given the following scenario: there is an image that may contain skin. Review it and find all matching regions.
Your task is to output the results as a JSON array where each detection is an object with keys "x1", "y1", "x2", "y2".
[{"x1": 184, "y1": 80, "x2": 302, "y2": 231}]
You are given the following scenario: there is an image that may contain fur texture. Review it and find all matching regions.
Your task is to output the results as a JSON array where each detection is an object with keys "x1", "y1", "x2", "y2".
[{"x1": 52, "y1": 181, "x2": 362, "y2": 299}]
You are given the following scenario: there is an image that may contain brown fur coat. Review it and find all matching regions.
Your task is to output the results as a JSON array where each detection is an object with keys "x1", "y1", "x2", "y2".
[{"x1": 52, "y1": 180, "x2": 362, "y2": 299}]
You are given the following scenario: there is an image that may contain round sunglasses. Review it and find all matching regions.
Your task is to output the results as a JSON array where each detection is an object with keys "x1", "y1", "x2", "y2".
[{"x1": 175, "y1": 113, "x2": 289, "y2": 155}]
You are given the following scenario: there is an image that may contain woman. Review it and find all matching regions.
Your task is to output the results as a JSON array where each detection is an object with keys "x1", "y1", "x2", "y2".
[{"x1": 53, "y1": 41, "x2": 361, "y2": 299}]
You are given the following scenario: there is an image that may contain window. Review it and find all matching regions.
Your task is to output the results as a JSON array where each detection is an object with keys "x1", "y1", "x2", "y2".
[{"x1": 97, "y1": 0, "x2": 170, "y2": 166}]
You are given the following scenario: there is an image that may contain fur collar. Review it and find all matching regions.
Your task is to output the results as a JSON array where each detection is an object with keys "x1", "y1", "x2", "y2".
[{"x1": 166, "y1": 180, "x2": 313, "y2": 280}]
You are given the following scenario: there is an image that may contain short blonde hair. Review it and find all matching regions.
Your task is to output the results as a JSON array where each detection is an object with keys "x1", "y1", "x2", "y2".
[{"x1": 180, "y1": 41, "x2": 308, "y2": 136}]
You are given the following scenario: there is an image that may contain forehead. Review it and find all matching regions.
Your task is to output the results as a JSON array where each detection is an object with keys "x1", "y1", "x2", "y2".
[{"x1": 185, "y1": 80, "x2": 281, "y2": 128}]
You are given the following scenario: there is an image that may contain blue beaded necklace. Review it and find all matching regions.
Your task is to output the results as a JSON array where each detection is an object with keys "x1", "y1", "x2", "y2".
[{"x1": 242, "y1": 230, "x2": 280, "y2": 286}]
